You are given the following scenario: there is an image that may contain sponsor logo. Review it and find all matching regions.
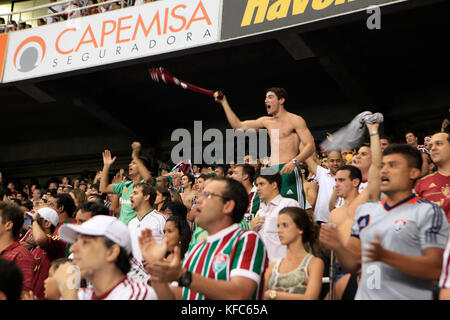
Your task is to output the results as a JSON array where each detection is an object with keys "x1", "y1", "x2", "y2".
[
  {"x1": 241, "y1": 0, "x2": 358, "y2": 27},
  {"x1": 14, "y1": 36, "x2": 46, "y2": 72},
  {"x1": 221, "y1": 0, "x2": 405, "y2": 40}
]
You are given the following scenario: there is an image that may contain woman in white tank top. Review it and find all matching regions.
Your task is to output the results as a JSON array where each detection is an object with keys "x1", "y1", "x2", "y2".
[{"x1": 263, "y1": 207, "x2": 324, "y2": 299}]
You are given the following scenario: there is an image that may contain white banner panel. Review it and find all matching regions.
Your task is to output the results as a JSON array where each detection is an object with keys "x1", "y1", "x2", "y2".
[{"x1": 2, "y1": 0, "x2": 220, "y2": 83}]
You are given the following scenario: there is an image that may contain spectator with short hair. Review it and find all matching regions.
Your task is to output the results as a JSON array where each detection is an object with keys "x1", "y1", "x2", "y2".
[
  {"x1": 321, "y1": 144, "x2": 448, "y2": 299},
  {"x1": 214, "y1": 166, "x2": 226, "y2": 177},
  {"x1": 100, "y1": 142, "x2": 152, "y2": 225},
  {"x1": 405, "y1": 131, "x2": 428, "y2": 153},
  {"x1": 31, "y1": 188, "x2": 42, "y2": 203},
  {"x1": 0, "y1": 202, "x2": 35, "y2": 295},
  {"x1": 415, "y1": 131, "x2": 450, "y2": 220},
  {"x1": 74, "y1": 202, "x2": 109, "y2": 225},
  {"x1": 156, "y1": 176, "x2": 170, "y2": 189},
  {"x1": 140, "y1": 177, "x2": 268, "y2": 300},
  {"x1": 230, "y1": 164, "x2": 260, "y2": 224},
  {"x1": 180, "y1": 174, "x2": 196, "y2": 210},
  {"x1": 250, "y1": 168, "x2": 300, "y2": 264},
  {"x1": 128, "y1": 183, "x2": 166, "y2": 281}
]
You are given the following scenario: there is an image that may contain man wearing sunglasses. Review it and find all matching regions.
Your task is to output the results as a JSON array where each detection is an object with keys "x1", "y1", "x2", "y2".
[{"x1": 140, "y1": 177, "x2": 269, "y2": 300}]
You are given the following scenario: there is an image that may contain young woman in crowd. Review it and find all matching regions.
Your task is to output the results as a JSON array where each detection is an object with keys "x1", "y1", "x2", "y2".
[
  {"x1": 154, "y1": 187, "x2": 171, "y2": 215},
  {"x1": 263, "y1": 206, "x2": 324, "y2": 300},
  {"x1": 163, "y1": 215, "x2": 192, "y2": 262}
]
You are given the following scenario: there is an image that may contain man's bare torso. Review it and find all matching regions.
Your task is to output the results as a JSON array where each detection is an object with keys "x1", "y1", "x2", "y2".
[
  {"x1": 181, "y1": 189, "x2": 196, "y2": 209},
  {"x1": 261, "y1": 112, "x2": 300, "y2": 164}
]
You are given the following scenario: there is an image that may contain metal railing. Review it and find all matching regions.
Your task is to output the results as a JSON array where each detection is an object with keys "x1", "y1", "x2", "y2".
[{"x1": 0, "y1": 0, "x2": 129, "y2": 32}]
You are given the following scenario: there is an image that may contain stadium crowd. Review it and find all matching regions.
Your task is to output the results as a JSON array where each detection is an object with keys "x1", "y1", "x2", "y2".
[
  {"x1": 0, "y1": 0, "x2": 159, "y2": 33},
  {"x1": 0, "y1": 88, "x2": 449, "y2": 301}
]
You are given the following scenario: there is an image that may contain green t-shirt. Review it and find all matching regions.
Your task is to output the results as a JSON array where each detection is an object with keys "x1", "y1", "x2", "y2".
[{"x1": 113, "y1": 180, "x2": 145, "y2": 226}]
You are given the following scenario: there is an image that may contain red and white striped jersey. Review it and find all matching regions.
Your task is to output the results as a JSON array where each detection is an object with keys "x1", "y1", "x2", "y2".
[
  {"x1": 77, "y1": 276, "x2": 157, "y2": 300},
  {"x1": 439, "y1": 234, "x2": 450, "y2": 289}
]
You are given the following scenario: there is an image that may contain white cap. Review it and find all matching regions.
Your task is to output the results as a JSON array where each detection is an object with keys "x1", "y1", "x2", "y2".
[
  {"x1": 58, "y1": 215, "x2": 131, "y2": 254},
  {"x1": 37, "y1": 207, "x2": 59, "y2": 227}
]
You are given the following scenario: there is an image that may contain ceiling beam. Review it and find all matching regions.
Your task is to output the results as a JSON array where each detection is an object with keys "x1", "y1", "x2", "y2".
[
  {"x1": 275, "y1": 31, "x2": 315, "y2": 61},
  {"x1": 15, "y1": 83, "x2": 56, "y2": 103}
]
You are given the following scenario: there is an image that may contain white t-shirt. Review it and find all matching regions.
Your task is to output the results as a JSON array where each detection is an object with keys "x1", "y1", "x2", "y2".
[
  {"x1": 313, "y1": 166, "x2": 336, "y2": 223},
  {"x1": 256, "y1": 195, "x2": 300, "y2": 264},
  {"x1": 128, "y1": 210, "x2": 166, "y2": 266},
  {"x1": 77, "y1": 276, "x2": 157, "y2": 300}
]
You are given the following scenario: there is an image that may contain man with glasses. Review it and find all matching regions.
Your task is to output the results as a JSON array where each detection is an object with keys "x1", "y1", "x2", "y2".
[{"x1": 139, "y1": 177, "x2": 269, "y2": 300}]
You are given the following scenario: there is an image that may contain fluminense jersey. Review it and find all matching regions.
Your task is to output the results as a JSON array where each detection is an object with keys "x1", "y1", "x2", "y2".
[
  {"x1": 181, "y1": 224, "x2": 268, "y2": 300},
  {"x1": 351, "y1": 195, "x2": 448, "y2": 300},
  {"x1": 77, "y1": 276, "x2": 157, "y2": 300},
  {"x1": 128, "y1": 209, "x2": 166, "y2": 266}
]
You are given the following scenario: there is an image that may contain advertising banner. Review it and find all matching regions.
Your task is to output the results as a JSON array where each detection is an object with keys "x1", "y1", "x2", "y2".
[
  {"x1": 0, "y1": 34, "x2": 8, "y2": 81},
  {"x1": 3, "y1": 0, "x2": 220, "y2": 83},
  {"x1": 221, "y1": 0, "x2": 406, "y2": 41}
]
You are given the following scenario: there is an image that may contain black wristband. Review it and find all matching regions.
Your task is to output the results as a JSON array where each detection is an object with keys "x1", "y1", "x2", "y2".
[{"x1": 178, "y1": 271, "x2": 192, "y2": 287}]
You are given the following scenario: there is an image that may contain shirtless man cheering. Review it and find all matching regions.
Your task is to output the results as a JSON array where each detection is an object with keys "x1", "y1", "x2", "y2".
[{"x1": 214, "y1": 88, "x2": 315, "y2": 208}]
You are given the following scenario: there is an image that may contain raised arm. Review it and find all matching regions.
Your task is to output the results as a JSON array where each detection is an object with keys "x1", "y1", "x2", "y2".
[
  {"x1": 293, "y1": 115, "x2": 316, "y2": 164},
  {"x1": 303, "y1": 143, "x2": 320, "y2": 176},
  {"x1": 328, "y1": 186, "x2": 338, "y2": 212},
  {"x1": 31, "y1": 212, "x2": 48, "y2": 248},
  {"x1": 131, "y1": 142, "x2": 152, "y2": 182},
  {"x1": 359, "y1": 122, "x2": 381, "y2": 203},
  {"x1": 99, "y1": 150, "x2": 115, "y2": 194},
  {"x1": 214, "y1": 92, "x2": 265, "y2": 131}
]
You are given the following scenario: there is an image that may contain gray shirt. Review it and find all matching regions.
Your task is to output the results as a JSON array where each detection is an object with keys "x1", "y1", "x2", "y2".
[{"x1": 351, "y1": 195, "x2": 448, "y2": 300}]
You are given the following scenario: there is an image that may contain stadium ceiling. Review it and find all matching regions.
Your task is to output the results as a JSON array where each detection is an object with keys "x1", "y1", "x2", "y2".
[{"x1": 1, "y1": 0, "x2": 449, "y2": 179}]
